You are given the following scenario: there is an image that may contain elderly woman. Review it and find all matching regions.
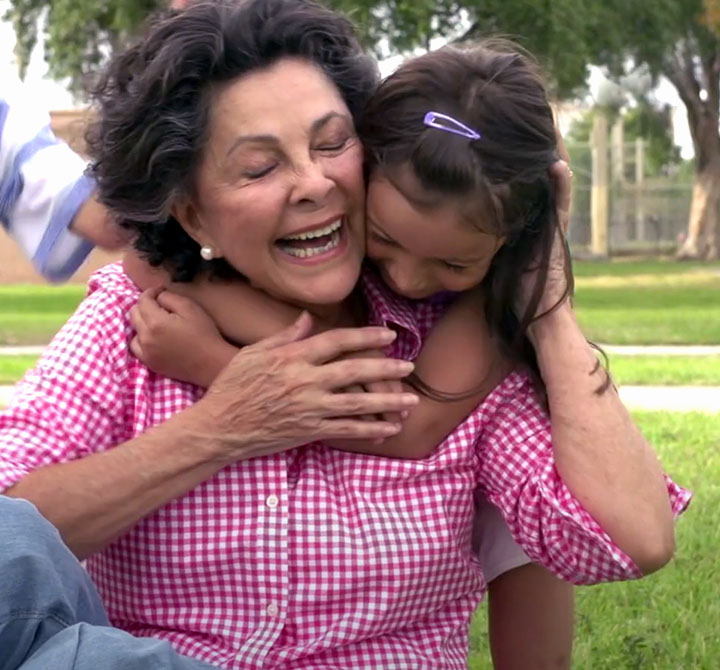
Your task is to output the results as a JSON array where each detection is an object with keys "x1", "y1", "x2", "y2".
[{"x1": 0, "y1": 1, "x2": 688, "y2": 669}]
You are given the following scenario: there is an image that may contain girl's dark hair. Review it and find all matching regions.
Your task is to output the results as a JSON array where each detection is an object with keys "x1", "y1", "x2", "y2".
[
  {"x1": 87, "y1": 0, "x2": 377, "y2": 281},
  {"x1": 359, "y1": 41, "x2": 579, "y2": 400}
]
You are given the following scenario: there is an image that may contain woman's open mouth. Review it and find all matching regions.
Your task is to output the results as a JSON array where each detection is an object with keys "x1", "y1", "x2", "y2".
[{"x1": 275, "y1": 218, "x2": 346, "y2": 263}]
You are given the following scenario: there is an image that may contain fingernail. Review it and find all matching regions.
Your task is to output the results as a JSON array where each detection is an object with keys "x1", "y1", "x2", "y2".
[
  {"x1": 373, "y1": 438, "x2": 386, "y2": 445},
  {"x1": 384, "y1": 423, "x2": 402, "y2": 435},
  {"x1": 402, "y1": 394, "x2": 419, "y2": 405},
  {"x1": 398, "y1": 361, "x2": 415, "y2": 372},
  {"x1": 401, "y1": 410, "x2": 409, "y2": 419},
  {"x1": 381, "y1": 329, "x2": 397, "y2": 342}
]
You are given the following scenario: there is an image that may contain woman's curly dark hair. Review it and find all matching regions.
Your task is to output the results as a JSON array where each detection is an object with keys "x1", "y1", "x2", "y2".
[{"x1": 86, "y1": 0, "x2": 378, "y2": 281}]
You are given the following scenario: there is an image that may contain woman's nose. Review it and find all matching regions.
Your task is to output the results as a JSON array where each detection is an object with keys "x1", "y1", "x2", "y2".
[{"x1": 291, "y1": 160, "x2": 335, "y2": 205}]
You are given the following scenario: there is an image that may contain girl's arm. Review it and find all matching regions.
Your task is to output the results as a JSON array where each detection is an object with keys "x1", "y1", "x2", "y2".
[
  {"x1": 328, "y1": 289, "x2": 511, "y2": 458},
  {"x1": 126, "y1": 250, "x2": 505, "y2": 460},
  {"x1": 124, "y1": 250, "x2": 306, "y2": 345}
]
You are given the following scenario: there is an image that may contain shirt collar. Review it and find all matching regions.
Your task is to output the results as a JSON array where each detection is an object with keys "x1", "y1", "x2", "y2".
[{"x1": 360, "y1": 264, "x2": 422, "y2": 361}]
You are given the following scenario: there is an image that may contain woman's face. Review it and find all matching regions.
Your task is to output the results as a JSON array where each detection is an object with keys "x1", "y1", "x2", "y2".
[
  {"x1": 176, "y1": 58, "x2": 366, "y2": 307},
  {"x1": 365, "y1": 165, "x2": 505, "y2": 300}
]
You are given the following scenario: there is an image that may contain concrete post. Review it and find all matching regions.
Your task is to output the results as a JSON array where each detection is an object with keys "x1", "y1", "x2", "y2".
[
  {"x1": 591, "y1": 113, "x2": 610, "y2": 257},
  {"x1": 635, "y1": 138, "x2": 645, "y2": 241}
]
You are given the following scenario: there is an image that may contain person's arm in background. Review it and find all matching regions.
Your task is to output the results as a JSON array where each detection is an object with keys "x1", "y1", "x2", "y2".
[{"x1": 0, "y1": 87, "x2": 126, "y2": 283}]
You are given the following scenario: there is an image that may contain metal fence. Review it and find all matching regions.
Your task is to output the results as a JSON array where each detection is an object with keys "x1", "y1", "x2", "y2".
[{"x1": 565, "y1": 141, "x2": 692, "y2": 255}]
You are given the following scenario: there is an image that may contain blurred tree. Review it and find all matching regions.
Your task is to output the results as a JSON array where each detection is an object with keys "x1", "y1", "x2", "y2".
[
  {"x1": 577, "y1": 0, "x2": 720, "y2": 258},
  {"x1": 334, "y1": 0, "x2": 720, "y2": 257},
  {"x1": 567, "y1": 103, "x2": 681, "y2": 178},
  {"x1": 330, "y1": 0, "x2": 597, "y2": 97},
  {"x1": 6, "y1": 0, "x2": 165, "y2": 95},
  {"x1": 8, "y1": 0, "x2": 719, "y2": 256}
]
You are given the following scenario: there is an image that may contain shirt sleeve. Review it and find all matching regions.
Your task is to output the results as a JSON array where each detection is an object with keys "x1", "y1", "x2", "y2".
[
  {"x1": 0, "y1": 287, "x2": 130, "y2": 491},
  {"x1": 473, "y1": 372, "x2": 692, "y2": 586},
  {"x1": 0, "y1": 87, "x2": 95, "y2": 282}
]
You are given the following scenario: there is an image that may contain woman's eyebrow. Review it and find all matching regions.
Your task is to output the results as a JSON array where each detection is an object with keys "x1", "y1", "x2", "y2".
[
  {"x1": 226, "y1": 134, "x2": 278, "y2": 158},
  {"x1": 310, "y1": 111, "x2": 351, "y2": 133}
]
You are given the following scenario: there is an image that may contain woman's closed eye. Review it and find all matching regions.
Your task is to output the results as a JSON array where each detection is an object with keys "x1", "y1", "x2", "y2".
[
  {"x1": 315, "y1": 136, "x2": 351, "y2": 153},
  {"x1": 243, "y1": 163, "x2": 278, "y2": 179}
]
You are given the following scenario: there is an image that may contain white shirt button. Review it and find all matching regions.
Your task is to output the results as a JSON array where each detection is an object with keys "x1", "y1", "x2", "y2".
[
  {"x1": 265, "y1": 494, "x2": 279, "y2": 509},
  {"x1": 266, "y1": 602, "x2": 279, "y2": 617}
]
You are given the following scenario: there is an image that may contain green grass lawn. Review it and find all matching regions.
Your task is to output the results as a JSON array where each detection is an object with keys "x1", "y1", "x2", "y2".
[
  {"x1": 0, "y1": 259, "x2": 718, "y2": 346},
  {"x1": 0, "y1": 355, "x2": 39, "y2": 384},
  {"x1": 574, "y1": 260, "x2": 720, "y2": 345},
  {"x1": 0, "y1": 284, "x2": 86, "y2": 345},
  {"x1": 2, "y1": 353, "x2": 720, "y2": 387},
  {"x1": 469, "y1": 410, "x2": 717, "y2": 670}
]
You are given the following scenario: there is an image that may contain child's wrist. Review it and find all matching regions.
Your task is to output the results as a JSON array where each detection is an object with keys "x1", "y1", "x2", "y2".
[{"x1": 202, "y1": 342, "x2": 240, "y2": 388}]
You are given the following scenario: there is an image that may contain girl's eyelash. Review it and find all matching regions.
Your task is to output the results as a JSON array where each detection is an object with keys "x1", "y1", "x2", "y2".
[
  {"x1": 443, "y1": 262, "x2": 468, "y2": 273},
  {"x1": 369, "y1": 231, "x2": 395, "y2": 245}
]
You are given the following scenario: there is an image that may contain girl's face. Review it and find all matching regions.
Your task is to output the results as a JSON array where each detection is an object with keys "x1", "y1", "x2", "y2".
[{"x1": 365, "y1": 165, "x2": 505, "y2": 300}]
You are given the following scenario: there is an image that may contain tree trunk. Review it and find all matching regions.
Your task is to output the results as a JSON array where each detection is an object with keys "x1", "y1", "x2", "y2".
[
  {"x1": 677, "y1": 160, "x2": 720, "y2": 259},
  {"x1": 677, "y1": 119, "x2": 720, "y2": 260}
]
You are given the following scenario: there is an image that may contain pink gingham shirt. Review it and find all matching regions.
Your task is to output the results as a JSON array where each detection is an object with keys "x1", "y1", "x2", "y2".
[{"x1": 0, "y1": 263, "x2": 690, "y2": 669}]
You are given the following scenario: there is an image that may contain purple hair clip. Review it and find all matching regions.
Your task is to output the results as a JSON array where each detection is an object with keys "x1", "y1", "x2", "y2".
[{"x1": 423, "y1": 111, "x2": 481, "y2": 141}]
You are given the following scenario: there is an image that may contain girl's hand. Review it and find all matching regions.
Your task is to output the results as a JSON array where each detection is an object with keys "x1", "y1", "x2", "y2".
[{"x1": 130, "y1": 288, "x2": 238, "y2": 387}]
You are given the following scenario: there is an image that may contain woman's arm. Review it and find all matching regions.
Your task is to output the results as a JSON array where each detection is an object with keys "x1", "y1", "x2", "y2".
[
  {"x1": 527, "y1": 161, "x2": 680, "y2": 573},
  {"x1": 482, "y1": 160, "x2": 688, "y2": 578},
  {"x1": 527, "y1": 304, "x2": 677, "y2": 574},
  {"x1": 1, "y1": 294, "x2": 419, "y2": 559}
]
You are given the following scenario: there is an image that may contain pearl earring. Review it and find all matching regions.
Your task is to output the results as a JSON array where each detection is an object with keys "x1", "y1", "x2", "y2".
[{"x1": 200, "y1": 246, "x2": 214, "y2": 261}]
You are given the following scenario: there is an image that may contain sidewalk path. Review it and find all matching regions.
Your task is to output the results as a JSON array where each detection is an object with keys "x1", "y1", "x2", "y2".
[
  {"x1": 618, "y1": 386, "x2": 720, "y2": 413},
  {"x1": 1, "y1": 384, "x2": 719, "y2": 412},
  {"x1": 602, "y1": 345, "x2": 720, "y2": 356}
]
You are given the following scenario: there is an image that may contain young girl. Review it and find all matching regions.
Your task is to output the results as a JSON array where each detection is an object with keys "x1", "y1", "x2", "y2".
[{"x1": 125, "y1": 39, "x2": 577, "y2": 668}]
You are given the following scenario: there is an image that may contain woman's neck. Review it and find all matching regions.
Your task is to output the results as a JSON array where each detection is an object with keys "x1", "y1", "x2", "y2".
[{"x1": 296, "y1": 288, "x2": 367, "y2": 330}]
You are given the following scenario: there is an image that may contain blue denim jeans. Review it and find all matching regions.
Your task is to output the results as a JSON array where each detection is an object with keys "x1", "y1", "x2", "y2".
[{"x1": 0, "y1": 496, "x2": 216, "y2": 670}]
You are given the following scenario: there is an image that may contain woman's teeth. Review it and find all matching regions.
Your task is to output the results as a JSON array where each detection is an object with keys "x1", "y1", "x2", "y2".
[
  {"x1": 276, "y1": 220, "x2": 343, "y2": 259},
  {"x1": 283, "y1": 219, "x2": 341, "y2": 241}
]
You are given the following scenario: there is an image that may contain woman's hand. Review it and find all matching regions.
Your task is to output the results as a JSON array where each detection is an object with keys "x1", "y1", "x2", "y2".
[
  {"x1": 515, "y1": 158, "x2": 574, "y2": 319},
  {"x1": 188, "y1": 313, "x2": 420, "y2": 464},
  {"x1": 338, "y1": 348, "x2": 406, "y2": 424},
  {"x1": 130, "y1": 288, "x2": 237, "y2": 387}
]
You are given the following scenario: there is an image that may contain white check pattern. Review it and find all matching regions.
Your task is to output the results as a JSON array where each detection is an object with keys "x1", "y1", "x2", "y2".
[{"x1": 0, "y1": 263, "x2": 690, "y2": 669}]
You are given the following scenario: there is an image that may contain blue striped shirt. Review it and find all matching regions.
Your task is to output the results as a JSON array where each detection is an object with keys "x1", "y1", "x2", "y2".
[{"x1": 0, "y1": 86, "x2": 95, "y2": 282}]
